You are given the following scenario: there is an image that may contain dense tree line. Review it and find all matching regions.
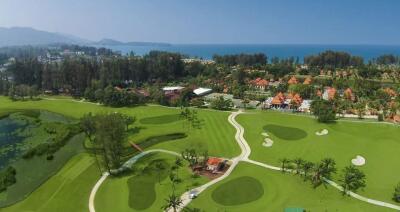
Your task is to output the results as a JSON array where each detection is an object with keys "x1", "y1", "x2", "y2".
[
  {"x1": 304, "y1": 50, "x2": 364, "y2": 68},
  {"x1": 7, "y1": 51, "x2": 187, "y2": 96},
  {"x1": 213, "y1": 53, "x2": 267, "y2": 66},
  {"x1": 374, "y1": 54, "x2": 400, "y2": 65}
]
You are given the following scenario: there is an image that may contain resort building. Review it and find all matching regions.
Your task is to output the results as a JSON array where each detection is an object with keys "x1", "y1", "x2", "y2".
[
  {"x1": 249, "y1": 77, "x2": 269, "y2": 91},
  {"x1": 322, "y1": 87, "x2": 337, "y2": 100},
  {"x1": 206, "y1": 157, "x2": 223, "y2": 172},
  {"x1": 162, "y1": 86, "x2": 184, "y2": 95},
  {"x1": 303, "y1": 77, "x2": 312, "y2": 85},
  {"x1": 288, "y1": 76, "x2": 298, "y2": 85},
  {"x1": 193, "y1": 87, "x2": 213, "y2": 96}
]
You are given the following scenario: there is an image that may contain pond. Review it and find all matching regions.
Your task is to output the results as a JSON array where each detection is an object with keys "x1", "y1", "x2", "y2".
[{"x1": 0, "y1": 117, "x2": 29, "y2": 169}]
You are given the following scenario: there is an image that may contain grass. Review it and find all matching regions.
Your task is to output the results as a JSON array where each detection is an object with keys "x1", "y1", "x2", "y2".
[
  {"x1": 237, "y1": 110, "x2": 400, "y2": 205},
  {"x1": 0, "y1": 96, "x2": 240, "y2": 158},
  {"x1": 95, "y1": 153, "x2": 208, "y2": 212},
  {"x1": 139, "y1": 114, "x2": 182, "y2": 125},
  {"x1": 1, "y1": 153, "x2": 100, "y2": 212},
  {"x1": 211, "y1": 176, "x2": 264, "y2": 206},
  {"x1": 189, "y1": 162, "x2": 388, "y2": 211}
]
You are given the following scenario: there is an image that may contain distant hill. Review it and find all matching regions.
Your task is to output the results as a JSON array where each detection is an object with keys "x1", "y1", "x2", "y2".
[
  {"x1": 0, "y1": 27, "x2": 88, "y2": 47},
  {"x1": 92, "y1": 38, "x2": 171, "y2": 47},
  {"x1": 0, "y1": 27, "x2": 171, "y2": 48}
]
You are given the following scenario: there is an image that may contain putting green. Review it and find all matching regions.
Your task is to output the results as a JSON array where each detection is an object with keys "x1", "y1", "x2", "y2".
[
  {"x1": 211, "y1": 176, "x2": 264, "y2": 205},
  {"x1": 263, "y1": 124, "x2": 307, "y2": 140},
  {"x1": 127, "y1": 158, "x2": 170, "y2": 210},
  {"x1": 140, "y1": 114, "x2": 182, "y2": 125}
]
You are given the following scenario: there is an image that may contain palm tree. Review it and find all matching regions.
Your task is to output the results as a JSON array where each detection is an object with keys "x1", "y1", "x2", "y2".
[
  {"x1": 320, "y1": 158, "x2": 337, "y2": 179},
  {"x1": 311, "y1": 163, "x2": 324, "y2": 187},
  {"x1": 293, "y1": 158, "x2": 304, "y2": 174},
  {"x1": 162, "y1": 193, "x2": 183, "y2": 212},
  {"x1": 302, "y1": 161, "x2": 314, "y2": 181},
  {"x1": 173, "y1": 157, "x2": 184, "y2": 178},
  {"x1": 279, "y1": 158, "x2": 290, "y2": 172},
  {"x1": 155, "y1": 162, "x2": 166, "y2": 184},
  {"x1": 339, "y1": 165, "x2": 366, "y2": 195}
]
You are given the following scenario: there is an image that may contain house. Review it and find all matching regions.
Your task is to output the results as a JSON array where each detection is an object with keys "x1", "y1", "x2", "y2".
[
  {"x1": 270, "y1": 92, "x2": 286, "y2": 108},
  {"x1": 249, "y1": 77, "x2": 269, "y2": 91},
  {"x1": 303, "y1": 77, "x2": 312, "y2": 85},
  {"x1": 162, "y1": 86, "x2": 184, "y2": 95},
  {"x1": 322, "y1": 87, "x2": 337, "y2": 100},
  {"x1": 193, "y1": 87, "x2": 213, "y2": 96},
  {"x1": 206, "y1": 157, "x2": 222, "y2": 172},
  {"x1": 343, "y1": 88, "x2": 355, "y2": 101},
  {"x1": 288, "y1": 76, "x2": 298, "y2": 85},
  {"x1": 299, "y1": 99, "x2": 312, "y2": 112}
]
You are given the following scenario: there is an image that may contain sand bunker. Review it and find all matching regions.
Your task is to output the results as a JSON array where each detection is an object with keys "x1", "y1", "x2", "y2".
[
  {"x1": 351, "y1": 155, "x2": 366, "y2": 166},
  {"x1": 261, "y1": 132, "x2": 269, "y2": 137},
  {"x1": 316, "y1": 129, "x2": 328, "y2": 136},
  {"x1": 262, "y1": 138, "x2": 274, "y2": 147}
]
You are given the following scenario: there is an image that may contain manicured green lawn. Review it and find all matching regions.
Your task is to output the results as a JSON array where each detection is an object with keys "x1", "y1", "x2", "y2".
[
  {"x1": 237, "y1": 110, "x2": 400, "y2": 205},
  {"x1": 95, "y1": 153, "x2": 208, "y2": 212},
  {"x1": 0, "y1": 96, "x2": 240, "y2": 158},
  {"x1": 1, "y1": 153, "x2": 100, "y2": 212},
  {"x1": 211, "y1": 176, "x2": 264, "y2": 206},
  {"x1": 189, "y1": 162, "x2": 388, "y2": 211}
]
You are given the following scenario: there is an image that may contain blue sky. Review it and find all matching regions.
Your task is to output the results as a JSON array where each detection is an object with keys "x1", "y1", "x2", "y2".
[{"x1": 0, "y1": 0, "x2": 399, "y2": 44}]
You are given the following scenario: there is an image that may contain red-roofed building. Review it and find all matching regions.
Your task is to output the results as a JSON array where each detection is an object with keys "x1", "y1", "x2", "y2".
[
  {"x1": 249, "y1": 77, "x2": 269, "y2": 91},
  {"x1": 303, "y1": 77, "x2": 312, "y2": 85},
  {"x1": 206, "y1": 157, "x2": 223, "y2": 171},
  {"x1": 288, "y1": 76, "x2": 298, "y2": 85}
]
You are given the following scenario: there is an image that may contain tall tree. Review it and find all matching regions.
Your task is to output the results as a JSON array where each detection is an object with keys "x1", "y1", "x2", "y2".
[{"x1": 339, "y1": 165, "x2": 366, "y2": 194}]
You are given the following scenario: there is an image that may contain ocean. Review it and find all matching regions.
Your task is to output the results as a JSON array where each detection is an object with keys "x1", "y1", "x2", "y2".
[{"x1": 95, "y1": 44, "x2": 400, "y2": 62}]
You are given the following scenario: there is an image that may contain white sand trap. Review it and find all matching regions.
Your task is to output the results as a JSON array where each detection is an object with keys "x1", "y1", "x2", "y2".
[
  {"x1": 262, "y1": 138, "x2": 274, "y2": 147},
  {"x1": 316, "y1": 129, "x2": 329, "y2": 136},
  {"x1": 261, "y1": 132, "x2": 269, "y2": 137},
  {"x1": 351, "y1": 155, "x2": 366, "y2": 166}
]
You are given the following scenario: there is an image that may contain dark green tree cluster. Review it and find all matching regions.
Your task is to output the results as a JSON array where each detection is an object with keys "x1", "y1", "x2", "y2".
[
  {"x1": 8, "y1": 84, "x2": 39, "y2": 101},
  {"x1": 374, "y1": 54, "x2": 399, "y2": 65},
  {"x1": 304, "y1": 50, "x2": 364, "y2": 68},
  {"x1": 81, "y1": 112, "x2": 133, "y2": 173},
  {"x1": 210, "y1": 96, "x2": 233, "y2": 111},
  {"x1": 310, "y1": 99, "x2": 337, "y2": 123}
]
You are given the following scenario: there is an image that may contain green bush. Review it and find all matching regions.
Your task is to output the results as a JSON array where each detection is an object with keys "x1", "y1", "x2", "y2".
[{"x1": 0, "y1": 166, "x2": 17, "y2": 193}]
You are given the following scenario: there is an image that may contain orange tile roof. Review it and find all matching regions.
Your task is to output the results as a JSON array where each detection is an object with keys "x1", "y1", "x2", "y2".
[
  {"x1": 344, "y1": 88, "x2": 353, "y2": 100},
  {"x1": 271, "y1": 92, "x2": 285, "y2": 104},
  {"x1": 291, "y1": 93, "x2": 303, "y2": 105},
  {"x1": 288, "y1": 76, "x2": 298, "y2": 84},
  {"x1": 384, "y1": 88, "x2": 397, "y2": 97},
  {"x1": 303, "y1": 77, "x2": 312, "y2": 85},
  {"x1": 250, "y1": 78, "x2": 269, "y2": 86},
  {"x1": 327, "y1": 87, "x2": 337, "y2": 100},
  {"x1": 207, "y1": 157, "x2": 222, "y2": 166},
  {"x1": 316, "y1": 90, "x2": 322, "y2": 97}
]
